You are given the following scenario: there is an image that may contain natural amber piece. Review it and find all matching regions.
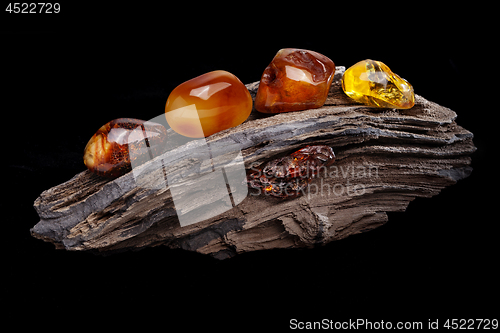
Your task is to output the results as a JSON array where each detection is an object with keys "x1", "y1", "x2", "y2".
[
  {"x1": 83, "y1": 118, "x2": 167, "y2": 178},
  {"x1": 342, "y1": 59, "x2": 415, "y2": 109},
  {"x1": 245, "y1": 145, "x2": 335, "y2": 198},
  {"x1": 165, "y1": 70, "x2": 252, "y2": 138},
  {"x1": 254, "y1": 48, "x2": 335, "y2": 113}
]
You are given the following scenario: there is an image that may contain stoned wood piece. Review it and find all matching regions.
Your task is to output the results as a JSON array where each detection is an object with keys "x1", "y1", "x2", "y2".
[{"x1": 31, "y1": 67, "x2": 476, "y2": 259}]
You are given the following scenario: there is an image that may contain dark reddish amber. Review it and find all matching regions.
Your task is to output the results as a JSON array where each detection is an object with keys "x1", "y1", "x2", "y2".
[
  {"x1": 165, "y1": 70, "x2": 252, "y2": 138},
  {"x1": 255, "y1": 48, "x2": 335, "y2": 113},
  {"x1": 246, "y1": 145, "x2": 335, "y2": 198},
  {"x1": 83, "y1": 118, "x2": 167, "y2": 178}
]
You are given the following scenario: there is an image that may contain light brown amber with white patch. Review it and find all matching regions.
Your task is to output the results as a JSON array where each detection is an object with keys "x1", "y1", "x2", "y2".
[
  {"x1": 255, "y1": 48, "x2": 336, "y2": 113},
  {"x1": 165, "y1": 70, "x2": 252, "y2": 138}
]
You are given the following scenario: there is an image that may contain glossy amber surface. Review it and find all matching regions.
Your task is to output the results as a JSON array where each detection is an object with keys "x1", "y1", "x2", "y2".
[
  {"x1": 83, "y1": 118, "x2": 167, "y2": 178},
  {"x1": 254, "y1": 48, "x2": 335, "y2": 113},
  {"x1": 165, "y1": 70, "x2": 252, "y2": 138},
  {"x1": 341, "y1": 59, "x2": 415, "y2": 109}
]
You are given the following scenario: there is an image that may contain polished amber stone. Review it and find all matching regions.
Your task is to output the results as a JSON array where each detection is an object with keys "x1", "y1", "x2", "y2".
[
  {"x1": 341, "y1": 59, "x2": 415, "y2": 109},
  {"x1": 83, "y1": 118, "x2": 167, "y2": 178},
  {"x1": 254, "y1": 48, "x2": 335, "y2": 113},
  {"x1": 165, "y1": 70, "x2": 252, "y2": 138}
]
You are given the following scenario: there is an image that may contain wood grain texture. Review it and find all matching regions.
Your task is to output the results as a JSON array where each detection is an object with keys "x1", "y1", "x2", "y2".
[{"x1": 31, "y1": 66, "x2": 476, "y2": 259}]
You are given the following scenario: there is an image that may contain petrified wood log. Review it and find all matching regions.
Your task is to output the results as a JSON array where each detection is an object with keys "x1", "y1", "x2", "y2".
[{"x1": 31, "y1": 67, "x2": 476, "y2": 259}]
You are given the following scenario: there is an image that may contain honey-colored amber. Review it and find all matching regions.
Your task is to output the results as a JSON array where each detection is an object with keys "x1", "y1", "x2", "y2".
[
  {"x1": 165, "y1": 70, "x2": 252, "y2": 138},
  {"x1": 341, "y1": 59, "x2": 414, "y2": 109},
  {"x1": 254, "y1": 48, "x2": 335, "y2": 113},
  {"x1": 83, "y1": 118, "x2": 167, "y2": 178}
]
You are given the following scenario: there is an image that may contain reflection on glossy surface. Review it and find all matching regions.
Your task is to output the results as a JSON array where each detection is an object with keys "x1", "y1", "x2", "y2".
[
  {"x1": 255, "y1": 48, "x2": 335, "y2": 113},
  {"x1": 83, "y1": 118, "x2": 167, "y2": 178},
  {"x1": 341, "y1": 59, "x2": 414, "y2": 109},
  {"x1": 189, "y1": 82, "x2": 232, "y2": 100},
  {"x1": 165, "y1": 70, "x2": 252, "y2": 138},
  {"x1": 285, "y1": 65, "x2": 316, "y2": 85}
]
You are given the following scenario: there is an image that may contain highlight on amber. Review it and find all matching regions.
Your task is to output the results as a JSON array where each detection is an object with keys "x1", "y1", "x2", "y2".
[
  {"x1": 83, "y1": 118, "x2": 167, "y2": 178},
  {"x1": 165, "y1": 70, "x2": 252, "y2": 138},
  {"x1": 254, "y1": 48, "x2": 335, "y2": 113},
  {"x1": 341, "y1": 59, "x2": 415, "y2": 109}
]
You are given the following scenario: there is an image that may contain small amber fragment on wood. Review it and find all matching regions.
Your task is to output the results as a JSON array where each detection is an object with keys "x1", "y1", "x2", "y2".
[
  {"x1": 255, "y1": 48, "x2": 335, "y2": 113},
  {"x1": 83, "y1": 118, "x2": 167, "y2": 178},
  {"x1": 245, "y1": 145, "x2": 335, "y2": 198},
  {"x1": 165, "y1": 70, "x2": 252, "y2": 138}
]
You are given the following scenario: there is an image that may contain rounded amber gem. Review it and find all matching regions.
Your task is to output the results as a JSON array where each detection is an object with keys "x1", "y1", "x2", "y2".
[
  {"x1": 254, "y1": 48, "x2": 336, "y2": 113},
  {"x1": 83, "y1": 118, "x2": 167, "y2": 178},
  {"x1": 341, "y1": 59, "x2": 415, "y2": 109},
  {"x1": 165, "y1": 70, "x2": 252, "y2": 138}
]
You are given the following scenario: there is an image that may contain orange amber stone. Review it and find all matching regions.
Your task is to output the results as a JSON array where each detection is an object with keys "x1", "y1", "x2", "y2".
[
  {"x1": 83, "y1": 118, "x2": 167, "y2": 178},
  {"x1": 165, "y1": 70, "x2": 252, "y2": 138},
  {"x1": 255, "y1": 48, "x2": 335, "y2": 113}
]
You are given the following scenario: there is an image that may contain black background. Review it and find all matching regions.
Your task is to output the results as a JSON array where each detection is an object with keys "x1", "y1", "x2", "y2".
[{"x1": 2, "y1": 4, "x2": 497, "y2": 330}]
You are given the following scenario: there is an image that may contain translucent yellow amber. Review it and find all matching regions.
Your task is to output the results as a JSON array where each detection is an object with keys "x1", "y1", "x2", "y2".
[{"x1": 342, "y1": 59, "x2": 414, "y2": 109}]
